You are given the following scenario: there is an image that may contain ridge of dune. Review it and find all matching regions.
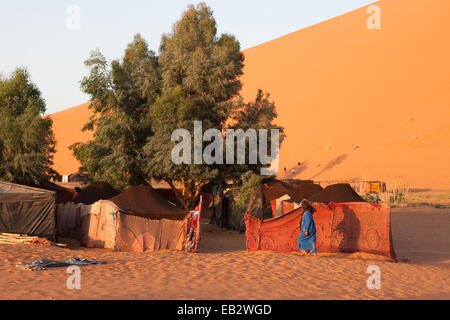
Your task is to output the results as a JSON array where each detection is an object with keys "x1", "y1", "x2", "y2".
[{"x1": 50, "y1": 0, "x2": 450, "y2": 189}]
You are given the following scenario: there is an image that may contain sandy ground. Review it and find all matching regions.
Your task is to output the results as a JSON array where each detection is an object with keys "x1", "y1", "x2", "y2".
[{"x1": 0, "y1": 207, "x2": 449, "y2": 300}]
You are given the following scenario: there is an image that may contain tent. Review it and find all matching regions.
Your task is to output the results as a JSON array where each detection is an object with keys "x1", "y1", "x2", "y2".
[
  {"x1": 245, "y1": 202, "x2": 397, "y2": 261},
  {"x1": 308, "y1": 183, "x2": 366, "y2": 204},
  {"x1": 269, "y1": 183, "x2": 324, "y2": 217},
  {"x1": 262, "y1": 179, "x2": 320, "y2": 202},
  {"x1": 271, "y1": 183, "x2": 366, "y2": 217},
  {"x1": 55, "y1": 181, "x2": 118, "y2": 239},
  {"x1": 80, "y1": 186, "x2": 194, "y2": 252},
  {"x1": 0, "y1": 181, "x2": 56, "y2": 240},
  {"x1": 73, "y1": 181, "x2": 118, "y2": 205},
  {"x1": 56, "y1": 184, "x2": 212, "y2": 252},
  {"x1": 30, "y1": 181, "x2": 76, "y2": 204},
  {"x1": 107, "y1": 186, "x2": 187, "y2": 220},
  {"x1": 248, "y1": 182, "x2": 397, "y2": 260},
  {"x1": 261, "y1": 179, "x2": 291, "y2": 204},
  {"x1": 57, "y1": 185, "x2": 198, "y2": 252}
]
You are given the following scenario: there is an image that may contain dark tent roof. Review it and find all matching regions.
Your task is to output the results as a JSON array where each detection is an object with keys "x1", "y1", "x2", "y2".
[
  {"x1": 29, "y1": 181, "x2": 75, "y2": 204},
  {"x1": 0, "y1": 181, "x2": 55, "y2": 240},
  {"x1": 261, "y1": 180, "x2": 291, "y2": 203},
  {"x1": 108, "y1": 185, "x2": 187, "y2": 220},
  {"x1": 288, "y1": 183, "x2": 324, "y2": 203},
  {"x1": 262, "y1": 179, "x2": 320, "y2": 203},
  {"x1": 308, "y1": 183, "x2": 366, "y2": 204},
  {"x1": 153, "y1": 188, "x2": 183, "y2": 207},
  {"x1": 0, "y1": 181, "x2": 55, "y2": 199},
  {"x1": 73, "y1": 181, "x2": 119, "y2": 205}
]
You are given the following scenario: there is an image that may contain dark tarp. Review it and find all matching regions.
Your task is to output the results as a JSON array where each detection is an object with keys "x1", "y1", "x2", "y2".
[
  {"x1": 0, "y1": 181, "x2": 56, "y2": 240},
  {"x1": 153, "y1": 188, "x2": 183, "y2": 207},
  {"x1": 261, "y1": 180, "x2": 291, "y2": 204},
  {"x1": 262, "y1": 179, "x2": 321, "y2": 204},
  {"x1": 29, "y1": 181, "x2": 75, "y2": 204},
  {"x1": 73, "y1": 181, "x2": 119, "y2": 205},
  {"x1": 108, "y1": 185, "x2": 187, "y2": 220},
  {"x1": 288, "y1": 183, "x2": 324, "y2": 202},
  {"x1": 308, "y1": 183, "x2": 366, "y2": 204}
]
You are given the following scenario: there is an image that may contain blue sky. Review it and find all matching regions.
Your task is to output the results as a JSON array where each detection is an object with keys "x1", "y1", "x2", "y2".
[{"x1": 0, "y1": 0, "x2": 375, "y2": 114}]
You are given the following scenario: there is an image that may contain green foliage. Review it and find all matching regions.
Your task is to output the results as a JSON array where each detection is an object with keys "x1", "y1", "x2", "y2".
[
  {"x1": 70, "y1": 34, "x2": 160, "y2": 190},
  {"x1": 142, "y1": 3, "x2": 246, "y2": 209},
  {"x1": 72, "y1": 3, "x2": 284, "y2": 209},
  {"x1": 0, "y1": 68, "x2": 56, "y2": 184},
  {"x1": 159, "y1": 3, "x2": 244, "y2": 126},
  {"x1": 225, "y1": 89, "x2": 286, "y2": 178},
  {"x1": 235, "y1": 171, "x2": 263, "y2": 209},
  {"x1": 142, "y1": 88, "x2": 220, "y2": 210},
  {"x1": 389, "y1": 191, "x2": 406, "y2": 206},
  {"x1": 362, "y1": 193, "x2": 374, "y2": 202}
]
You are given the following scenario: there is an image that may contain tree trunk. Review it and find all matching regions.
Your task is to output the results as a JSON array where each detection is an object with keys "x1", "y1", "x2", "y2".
[
  {"x1": 165, "y1": 179, "x2": 210, "y2": 211},
  {"x1": 166, "y1": 179, "x2": 191, "y2": 211},
  {"x1": 247, "y1": 194, "x2": 255, "y2": 214}
]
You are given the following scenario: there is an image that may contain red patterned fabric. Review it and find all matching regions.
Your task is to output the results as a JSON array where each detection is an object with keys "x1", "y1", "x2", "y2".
[
  {"x1": 244, "y1": 214, "x2": 261, "y2": 252},
  {"x1": 245, "y1": 202, "x2": 397, "y2": 261},
  {"x1": 270, "y1": 200, "x2": 277, "y2": 217},
  {"x1": 282, "y1": 201, "x2": 296, "y2": 215}
]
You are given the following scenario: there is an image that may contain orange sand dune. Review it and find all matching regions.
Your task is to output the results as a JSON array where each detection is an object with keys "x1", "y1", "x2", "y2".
[
  {"x1": 50, "y1": 102, "x2": 92, "y2": 176},
  {"x1": 50, "y1": 0, "x2": 450, "y2": 189},
  {"x1": 240, "y1": 0, "x2": 450, "y2": 189}
]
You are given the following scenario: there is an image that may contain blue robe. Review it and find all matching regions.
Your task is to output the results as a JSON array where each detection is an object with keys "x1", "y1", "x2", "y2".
[{"x1": 297, "y1": 210, "x2": 317, "y2": 254}]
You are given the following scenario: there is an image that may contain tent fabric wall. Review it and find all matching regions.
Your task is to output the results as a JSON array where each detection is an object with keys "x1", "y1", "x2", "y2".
[
  {"x1": 55, "y1": 188, "x2": 211, "y2": 252},
  {"x1": 78, "y1": 200, "x2": 191, "y2": 252},
  {"x1": 245, "y1": 202, "x2": 397, "y2": 261},
  {"x1": 273, "y1": 195, "x2": 292, "y2": 217},
  {"x1": 79, "y1": 201, "x2": 116, "y2": 249},
  {"x1": 0, "y1": 182, "x2": 56, "y2": 240},
  {"x1": 56, "y1": 202, "x2": 92, "y2": 240},
  {"x1": 115, "y1": 211, "x2": 189, "y2": 251},
  {"x1": 282, "y1": 201, "x2": 298, "y2": 215}
]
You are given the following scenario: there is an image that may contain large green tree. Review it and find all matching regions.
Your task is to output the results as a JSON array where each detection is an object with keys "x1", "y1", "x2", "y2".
[
  {"x1": 142, "y1": 3, "x2": 284, "y2": 210},
  {"x1": 142, "y1": 3, "x2": 244, "y2": 209},
  {"x1": 70, "y1": 34, "x2": 160, "y2": 190},
  {"x1": 224, "y1": 89, "x2": 286, "y2": 180},
  {"x1": 71, "y1": 3, "x2": 284, "y2": 210},
  {"x1": 0, "y1": 68, "x2": 56, "y2": 184}
]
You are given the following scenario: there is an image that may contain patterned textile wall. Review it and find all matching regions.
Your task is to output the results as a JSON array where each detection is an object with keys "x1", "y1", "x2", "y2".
[{"x1": 245, "y1": 202, "x2": 397, "y2": 261}]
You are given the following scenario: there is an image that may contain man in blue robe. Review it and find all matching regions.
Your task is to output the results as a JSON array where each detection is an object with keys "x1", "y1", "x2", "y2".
[{"x1": 297, "y1": 200, "x2": 317, "y2": 255}]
